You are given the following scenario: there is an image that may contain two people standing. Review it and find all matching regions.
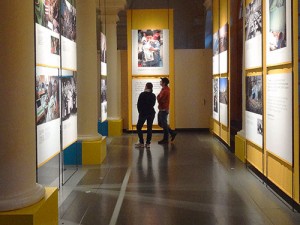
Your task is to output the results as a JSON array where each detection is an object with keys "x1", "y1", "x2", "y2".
[{"x1": 135, "y1": 77, "x2": 177, "y2": 149}]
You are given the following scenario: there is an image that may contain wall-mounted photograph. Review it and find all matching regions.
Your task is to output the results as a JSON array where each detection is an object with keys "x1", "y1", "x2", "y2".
[
  {"x1": 246, "y1": 75, "x2": 263, "y2": 115},
  {"x1": 36, "y1": 75, "x2": 60, "y2": 125},
  {"x1": 245, "y1": 0, "x2": 262, "y2": 41},
  {"x1": 132, "y1": 29, "x2": 169, "y2": 75}
]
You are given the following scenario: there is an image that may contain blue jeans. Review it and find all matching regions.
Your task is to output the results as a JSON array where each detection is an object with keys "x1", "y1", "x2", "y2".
[
  {"x1": 136, "y1": 113, "x2": 155, "y2": 144},
  {"x1": 158, "y1": 111, "x2": 174, "y2": 140}
]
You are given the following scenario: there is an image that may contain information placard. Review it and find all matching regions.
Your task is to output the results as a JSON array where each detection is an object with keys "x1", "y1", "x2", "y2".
[{"x1": 266, "y1": 73, "x2": 293, "y2": 164}]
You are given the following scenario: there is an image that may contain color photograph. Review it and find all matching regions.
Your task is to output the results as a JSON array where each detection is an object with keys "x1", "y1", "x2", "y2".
[
  {"x1": 36, "y1": 75, "x2": 60, "y2": 125},
  {"x1": 219, "y1": 78, "x2": 228, "y2": 105},
  {"x1": 137, "y1": 29, "x2": 163, "y2": 68},
  {"x1": 246, "y1": 75, "x2": 262, "y2": 115},
  {"x1": 245, "y1": 0, "x2": 262, "y2": 41},
  {"x1": 35, "y1": 0, "x2": 60, "y2": 33},
  {"x1": 268, "y1": 0, "x2": 286, "y2": 51},
  {"x1": 61, "y1": 0, "x2": 76, "y2": 41}
]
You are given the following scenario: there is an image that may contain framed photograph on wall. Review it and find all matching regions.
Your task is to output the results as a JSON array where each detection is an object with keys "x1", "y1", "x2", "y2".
[
  {"x1": 132, "y1": 29, "x2": 169, "y2": 75},
  {"x1": 212, "y1": 77, "x2": 219, "y2": 121},
  {"x1": 266, "y1": 73, "x2": 293, "y2": 164}
]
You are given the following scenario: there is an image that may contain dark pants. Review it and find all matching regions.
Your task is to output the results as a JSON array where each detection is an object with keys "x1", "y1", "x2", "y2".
[
  {"x1": 158, "y1": 111, "x2": 174, "y2": 140},
  {"x1": 136, "y1": 113, "x2": 155, "y2": 144}
]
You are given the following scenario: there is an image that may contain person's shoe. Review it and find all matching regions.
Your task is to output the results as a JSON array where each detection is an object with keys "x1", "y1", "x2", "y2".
[
  {"x1": 158, "y1": 139, "x2": 169, "y2": 144},
  {"x1": 135, "y1": 143, "x2": 144, "y2": 148},
  {"x1": 145, "y1": 143, "x2": 151, "y2": 149},
  {"x1": 171, "y1": 132, "x2": 177, "y2": 141}
]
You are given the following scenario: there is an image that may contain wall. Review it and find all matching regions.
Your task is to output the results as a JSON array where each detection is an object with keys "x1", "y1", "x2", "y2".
[{"x1": 120, "y1": 49, "x2": 212, "y2": 129}]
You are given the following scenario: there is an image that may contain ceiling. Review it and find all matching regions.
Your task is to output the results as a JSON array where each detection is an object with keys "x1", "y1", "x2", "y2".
[{"x1": 116, "y1": 0, "x2": 208, "y2": 49}]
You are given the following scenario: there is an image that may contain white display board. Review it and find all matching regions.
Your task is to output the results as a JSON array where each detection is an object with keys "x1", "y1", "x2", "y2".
[
  {"x1": 245, "y1": 0, "x2": 262, "y2": 69},
  {"x1": 266, "y1": 73, "x2": 293, "y2": 164},
  {"x1": 132, "y1": 29, "x2": 169, "y2": 75},
  {"x1": 212, "y1": 78, "x2": 219, "y2": 121},
  {"x1": 219, "y1": 24, "x2": 228, "y2": 74},
  {"x1": 219, "y1": 78, "x2": 228, "y2": 126},
  {"x1": 132, "y1": 78, "x2": 161, "y2": 125},
  {"x1": 36, "y1": 66, "x2": 61, "y2": 165},
  {"x1": 35, "y1": 24, "x2": 60, "y2": 68},
  {"x1": 266, "y1": 0, "x2": 292, "y2": 66},
  {"x1": 212, "y1": 31, "x2": 219, "y2": 75},
  {"x1": 245, "y1": 75, "x2": 263, "y2": 147},
  {"x1": 61, "y1": 70, "x2": 78, "y2": 149},
  {"x1": 100, "y1": 32, "x2": 107, "y2": 76}
]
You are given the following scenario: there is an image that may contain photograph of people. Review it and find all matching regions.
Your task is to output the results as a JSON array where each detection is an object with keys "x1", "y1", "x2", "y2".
[
  {"x1": 137, "y1": 30, "x2": 163, "y2": 67},
  {"x1": 62, "y1": 76, "x2": 77, "y2": 121},
  {"x1": 34, "y1": 0, "x2": 59, "y2": 33},
  {"x1": 246, "y1": 75, "x2": 263, "y2": 115},
  {"x1": 36, "y1": 75, "x2": 60, "y2": 125},
  {"x1": 268, "y1": 0, "x2": 286, "y2": 51},
  {"x1": 245, "y1": 0, "x2": 262, "y2": 41},
  {"x1": 51, "y1": 36, "x2": 59, "y2": 55},
  {"x1": 61, "y1": 0, "x2": 77, "y2": 41}
]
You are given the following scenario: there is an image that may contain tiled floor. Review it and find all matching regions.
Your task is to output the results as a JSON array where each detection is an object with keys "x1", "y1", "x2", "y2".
[{"x1": 59, "y1": 131, "x2": 300, "y2": 225}]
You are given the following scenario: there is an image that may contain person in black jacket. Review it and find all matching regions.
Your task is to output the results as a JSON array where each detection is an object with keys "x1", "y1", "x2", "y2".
[{"x1": 135, "y1": 82, "x2": 156, "y2": 149}]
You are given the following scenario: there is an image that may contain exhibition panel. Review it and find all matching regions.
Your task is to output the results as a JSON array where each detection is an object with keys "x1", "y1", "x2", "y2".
[
  {"x1": 232, "y1": 0, "x2": 299, "y2": 204},
  {"x1": 211, "y1": 0, "x2": 229, "y2": 145},
  {"x1": 34, "y1": 0, "x2": 78, "y2": 168},
  {"x1": 127, "y1": 9, "x2": 175, "y2": 130}
]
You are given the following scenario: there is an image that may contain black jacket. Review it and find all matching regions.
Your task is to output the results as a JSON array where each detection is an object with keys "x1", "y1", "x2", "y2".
[{"x1": 137, "y1": 90, "x2": 156, "y2": 116}]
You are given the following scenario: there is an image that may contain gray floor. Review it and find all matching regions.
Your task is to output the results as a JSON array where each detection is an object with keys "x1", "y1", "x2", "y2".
[{"x1": 59, "y1": 131, "x2": 300, "y2": 225}]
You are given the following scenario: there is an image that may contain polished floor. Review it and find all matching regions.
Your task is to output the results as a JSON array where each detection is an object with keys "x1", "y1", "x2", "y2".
[{"x1": 58, "y1": 131, "x2": 300, "y2": 225}]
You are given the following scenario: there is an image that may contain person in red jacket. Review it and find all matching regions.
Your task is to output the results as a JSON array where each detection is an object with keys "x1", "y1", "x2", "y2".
[{"x1": 157, "y1": 77, "x2": 177, "y2": 144}]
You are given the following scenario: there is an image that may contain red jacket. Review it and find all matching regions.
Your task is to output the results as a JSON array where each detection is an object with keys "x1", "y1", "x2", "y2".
[{"x1": 157, "y1": 86, "x2": 170, "y2": 111}]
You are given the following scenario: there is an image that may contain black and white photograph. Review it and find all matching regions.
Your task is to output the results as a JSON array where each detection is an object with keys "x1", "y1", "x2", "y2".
[
  {"x1": 257, "y1": 118, "x2": 263, "y2": 135},
  {"x1": 246, "y1": 75, "x2": 263, "y2": 115},
  {"x1": 101, "y1": 78, "x2": 107, "y2": 122},
  {"x1": 219, "y1": 24, "x2": 228, "y2": 53},
  {"x1": 137, "y1": 29, "x2": 163, "y2": 68},
  {"x1": 61, "y1": 76, "x2": 77, "y2": 121},
  {"x1": 51, "y1": 36, "x2": 60, "y2": 55},
  {"x1": 213, "y1": 78, "x2": 219, "y2": 113},
  {"x1": 245, "y1": 0, "x2": 262, "y2": 41},
  {"x1": 213, "y1": 31, "x2": 219, "y2": 56},
  {"x1": 36, "y1": 75, "x2": 60, "y2": 125}
]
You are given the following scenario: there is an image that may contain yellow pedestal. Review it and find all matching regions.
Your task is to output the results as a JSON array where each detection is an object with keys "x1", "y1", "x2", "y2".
[
  {"x1": 108, "y1": 119, "x2": 123, "y2": 136},
  {"x1": 0, "y1": 187, "x2": 58, "y2": 225},
  {"x1": 82, "y1": 136, "x2": 107, "y2": 165},
  {"x1": 235, "y1": 134, "x2": 246, "y2": 163}
]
